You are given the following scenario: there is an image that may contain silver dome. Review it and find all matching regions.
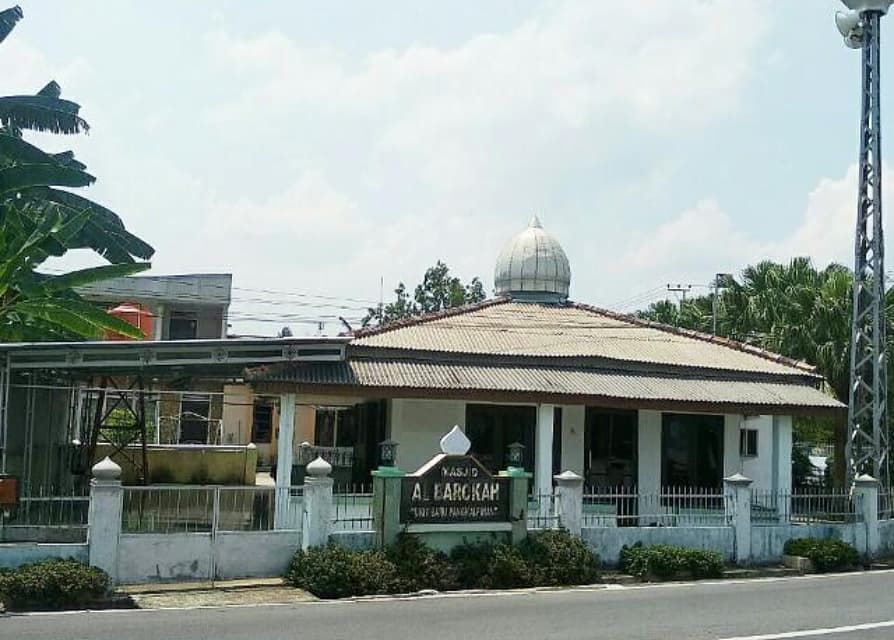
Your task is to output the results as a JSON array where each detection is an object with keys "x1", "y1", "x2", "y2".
[{"x1": 494, "y1": 216, "x2": 570, "y2": 302}]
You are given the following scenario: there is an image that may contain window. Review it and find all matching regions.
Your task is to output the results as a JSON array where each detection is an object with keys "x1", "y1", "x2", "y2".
[
  {"x1": 313, "y1": 407, "x2": 358, "y2": 447},
  {"x1": 178, "y1": 395, "x2": 210, "y2": 444},
  {"x1": 465, "y1": 404, "x2": 536, "y2": 475},
  {"x1": 740, "y1": 429, "x2": 758, "y2": 457},
  {"x1": 661, "y1": 413, "x2": 723, "y2": 489},
  {"x1": 168, "y1": 312, "x2": 197, "y2": 340},
  {"x1": 585, "y1": 409, "x2": 637, "y2": 488},
  {"x1": 252, "y1": 400, "x2": 274, "y2": 443}
]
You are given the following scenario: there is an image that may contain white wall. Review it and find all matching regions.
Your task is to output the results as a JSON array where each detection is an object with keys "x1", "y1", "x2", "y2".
[
  {"x1": 560, "y1": 405, "x2": 585, "y2": 475},
  {"x1": 637, "y1": 411, "x2": 661, "y2": 494},
  {"x1": 390, "y1": 399, "x2": 465, "y2": 473},
  {"x1": 723, "y1": 414, "x2": 742, "y2": 478},
  {"x1": 773, "y1": 415, "x2": 793, "y2": 494},
  {"x1": 117, "y1": 533, "x2": 212, "y2": 584},
  {"x1": 740, "y1": 415, "x2": 774, "y2": 491}
]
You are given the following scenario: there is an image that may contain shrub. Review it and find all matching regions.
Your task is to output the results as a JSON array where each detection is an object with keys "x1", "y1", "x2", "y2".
[
  {"x1": 386, "y1": 533, "x2": 458, "y2": 592},
  {"x1": 783, "y1": 538, "x2": 859, "y2": 572},
  {"x1": 519, "y1": 528, "x2": 600, "y2": 586},
  {"x1": 0, "y1": 559, "x2": 109, "y2": 611},
  {"x1": 619, "y1": 543, "x2": 723, "y2": 580},
  {"x1": 450, "y1": 541, "x2": 498, "y2": 589},
  {"x1": 285, "y1": 544, "x2": 398, "y2": 599}
]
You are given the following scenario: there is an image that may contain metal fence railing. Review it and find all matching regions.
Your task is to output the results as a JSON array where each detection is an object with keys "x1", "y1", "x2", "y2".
[
  {"x1": 879, "y1": 490, "x2": 893, "y2": 521},
  {"x1": 528, "y1": 492, "x2": 559, "y2": 530},
  {"x1": 751, "y1": 488, "x2": 859, "y2": 525},
  {"x1": 0, "y1": 486, "x2": 90, "y2": 542},
  {"x1": 121, "y1": 485, "x2": 304, "y2": 534},
  {"x1": 333, "y1": 484, "x2": 373, "y2": 531},
  {"x1": 582, "y1": 486, "x2": 730, "y2": 527}
]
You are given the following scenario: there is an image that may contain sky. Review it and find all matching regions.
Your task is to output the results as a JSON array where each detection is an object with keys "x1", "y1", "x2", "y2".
[{"x1": 3, "y1": 1, "x2": 888, "y2": 335}]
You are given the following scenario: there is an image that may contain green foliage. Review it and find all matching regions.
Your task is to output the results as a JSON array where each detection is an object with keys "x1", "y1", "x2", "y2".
[
  {"x1": 0, "y1": 559, "x2": 109, "y2": 610},
  {"x1": 783, "y1": 537, "x2": 860, "y2": 572},
  {"x1": 385, "y1": 532, "x2": 458, "y2": 592},
  {"x1": 362, "y1": 261, "x2": 486, "y2": 327},
  {"x1": 0, "y1": 5, "x2": 154, "y2": 342},
  {"x1": 285, "y1": 544, "x2": 398, "y2": 599},
  {"x1": 619, "y1": 543, "x2": 724, "y2": 580},
  {"x1": 288, "y1": 532, "x2": 601, "y2": 598},
  {"x1": 519, "y1": 528, "x2": 600, "y2": 586}
]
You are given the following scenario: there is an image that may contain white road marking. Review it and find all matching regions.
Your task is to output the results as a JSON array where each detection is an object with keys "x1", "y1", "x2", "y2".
[{"x1": 718, "y1": 619, "x2": 894, "y2": 639}]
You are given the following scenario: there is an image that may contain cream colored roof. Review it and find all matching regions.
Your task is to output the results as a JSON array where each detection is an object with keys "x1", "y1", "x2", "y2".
[
  {"x1": 352, "y1": 300, "x2": 815, "y2": 377},
  {"x1": 250, "y1": 359, "x2": 842, "y2": 413}
]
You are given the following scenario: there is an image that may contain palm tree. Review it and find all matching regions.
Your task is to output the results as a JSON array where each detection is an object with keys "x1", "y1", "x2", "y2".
[{"x1": 0, "y1": 5, "x2": 153, "y2": 339}]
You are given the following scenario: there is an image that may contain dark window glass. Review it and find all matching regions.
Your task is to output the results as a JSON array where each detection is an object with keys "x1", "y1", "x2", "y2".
[
  {"x1": 252, "y1": 401, "x2": 273, "y2": 443},
  {"x1": 740, "y1": 429, "x2": 758, "y2": 457},
  {"x1": 314, "y1": 409, "x2": 337, "y2": 447},
  {"x1": 584, "y1": 409, "x2": 637, "y2": 488},
  {"x1": 179, "y1": 396, "x2": 210, "y2": 444},
  {"x1": 465, "y1": 404, "x2": 536, "y2": 475},
  {"x1": 168, "y1": 313, "x2": 197, "y2": 340},
  {"x1": 661, "y1": 413, "x2": 724, "y2": 488}
]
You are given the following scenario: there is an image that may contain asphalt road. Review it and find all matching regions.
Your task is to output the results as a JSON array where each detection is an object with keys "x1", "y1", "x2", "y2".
[{"x1": 5, "y1": 570, "x2": 894, "y2": 640}]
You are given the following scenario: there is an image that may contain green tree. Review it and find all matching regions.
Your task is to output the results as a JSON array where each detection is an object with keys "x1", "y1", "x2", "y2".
[
  {"x1": 363, "y1": 261, "x2": 486, "y2": 327},
  {"x1": 638, "y1": 258, "x2": 887, "y2": 486},
  {"x1": 0, "y1": 5, "x2": 152, "y2": 339}
]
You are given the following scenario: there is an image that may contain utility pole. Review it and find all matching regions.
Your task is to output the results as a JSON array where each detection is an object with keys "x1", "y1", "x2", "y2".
[
  {"x1": 666, "y1": 284, "x2": 692, "y2": 314},
  {"x1": 836, "y1": 1, "x2": 892, "y2": 488},
  {"x1": 711, "y1": 273, "x2": 732, "y2": 336}
]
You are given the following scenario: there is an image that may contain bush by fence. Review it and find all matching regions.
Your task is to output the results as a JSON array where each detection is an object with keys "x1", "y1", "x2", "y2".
[
  {"x1": 0, "y1": 559, "x2": 109, "y2": 611},
  {"x1": 286, "y1": 529, "x2": 600, "y2": 598},
  {"x1": 619, "y1": 543, "x2": 725, "y2": 580},
  {"x1": 783, "y1": 537, "x2": 860, "y2": 572}
]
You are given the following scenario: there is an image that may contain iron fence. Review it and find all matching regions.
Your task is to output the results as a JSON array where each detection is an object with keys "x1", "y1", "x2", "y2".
[
  {"x1": 750, "y1": 488, "x2": 859, "y2": 525},
  {"x1": 880, "y1": 490, "x2": 894, "y2": 521},
  {"x1": 582, "y1": 486, "x2": 730, "y2": 527},
  {"x1": 0, "y1": 486, "x2": 90, "y2": 542},
  {"x1": 333, "y1": 483, "x2": 373, "y2": 531},
  {"x1": 528, "y1": 491, "x2": 559, "y2": 530},
  {"x1": 121, "y1": 485, "x2": 304, "y2": 534}
]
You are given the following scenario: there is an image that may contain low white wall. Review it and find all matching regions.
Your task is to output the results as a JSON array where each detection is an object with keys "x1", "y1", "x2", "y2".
[
  {"x1": 215, "y1": 531, "x2": 300, "y2": 579},
  {"x1": 582, "y1": 527, "x2": 734, "y2": 566},
  {"x1": 0, "y1": 542, "x2": 88, "y2": 569},
  {"x1": 750, "y1": 524, "x2": 861, "y2": 564},
  {"x1": 390, "y1": 399, "x2": 465, "y2": 473},
  {"x1": 118, "y1": 533, "x2": 212, "y2": 584}
]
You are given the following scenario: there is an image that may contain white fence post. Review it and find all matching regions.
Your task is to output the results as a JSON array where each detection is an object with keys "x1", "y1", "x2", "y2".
[
  {"x1": 854, "y1": 473, "x2": 880, "y2": 558},
  {"x1": 723, "y1": 473, "x2": 752, "y2": 565},
  {"x1": 554, "y1": 470, "x2": 583, "y2": 536},
  {"x1": 302, "y1": 456, "x2": 334, "y2": 550},
  {"x1": 88, "y1": 457, "x2": 123, "y2": 584}
]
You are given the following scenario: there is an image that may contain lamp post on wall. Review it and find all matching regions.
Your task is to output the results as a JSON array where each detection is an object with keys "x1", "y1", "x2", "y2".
[
  {"x1": 378, "y1": 439, "x2": 399, "y2": 469},
  {"x1": 836, "y1": 0, "x2": 893, "y2": 488}
]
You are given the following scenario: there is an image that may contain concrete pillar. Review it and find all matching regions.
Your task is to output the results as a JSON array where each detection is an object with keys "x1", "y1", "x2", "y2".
[
  {"x1": 772, "y1": 416, "x2": 793, "y2": 493},
  {"x1": 723, "y1": 414, "x2": 742, "y2": 478},
  {"x1": 302, "y1": 456, "x2": 334, "y2": 550},
  {"x1": 637, "y1": 410, "x2": 661, "y2": 522},
  {"x1": 372, "y1": 465, "x2": 405, "y2": 549},
  {"x1": 724, "y1": 473, "x2": 753, "y2": 565},
  {"x1": 88, "y1": 456, "x2": 123, "y2": 584},
  {"x1": 274, "y1": 392, "x2": 296, "y2": 529},
  {"x1": 560, "y1": 406, "x2": 585, "y2": 476},
  {"x1": 535, "y1": 404, "x2": 555, "y2": 501},
  {"x1": 554, "y1": 470, "x2": 583, "y2": 536},
  {"x1": 854, "y1": 474, "x2": 880, "y2": 558}
]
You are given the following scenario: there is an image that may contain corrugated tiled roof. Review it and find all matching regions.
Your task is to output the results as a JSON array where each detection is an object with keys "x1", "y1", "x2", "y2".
[
  {"x1": 350, "y1": 300, "x2": 815, "y2": 377},
  {"x1": 249, "y1": 359, "x2": 842, "y2": 412}
]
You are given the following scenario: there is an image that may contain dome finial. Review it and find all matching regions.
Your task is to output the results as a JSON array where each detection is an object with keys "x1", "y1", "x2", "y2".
[{"x1": 494, "y1": 216, "x2": 571, "y2": 303}]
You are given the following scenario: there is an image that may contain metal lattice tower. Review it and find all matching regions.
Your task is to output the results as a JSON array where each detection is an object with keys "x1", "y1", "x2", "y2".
[{"x1": 840, "y1": 2, "x2": 892, "y2": 487}]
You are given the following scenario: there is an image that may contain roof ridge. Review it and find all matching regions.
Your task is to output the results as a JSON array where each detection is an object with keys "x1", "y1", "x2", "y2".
[
  {"x1": 347, "y1": 296, "x2": 512, "y2": 339},
  {"x1": 570, "y1": 302, "x2": 817, "y2": 374}
]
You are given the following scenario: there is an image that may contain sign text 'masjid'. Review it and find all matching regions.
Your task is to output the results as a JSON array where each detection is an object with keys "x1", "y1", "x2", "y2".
[{"x1": 400, "y1": 455, "x2": 509, "y2": 524}]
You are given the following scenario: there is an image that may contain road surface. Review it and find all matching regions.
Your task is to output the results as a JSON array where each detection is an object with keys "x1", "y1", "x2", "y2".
[{"x1": 5, "y1": 570, "x2": 894, "y2": 640}]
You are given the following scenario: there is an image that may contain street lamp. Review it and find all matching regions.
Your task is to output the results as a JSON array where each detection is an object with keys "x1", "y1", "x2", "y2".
[
  {"x1": 378, "y1": 439, "x2": 399, "y2": 468},
  {"x1": 837, "y1": 0, "x2": 893, "y2": 487},
  {"x1": 506, "y1": 442, "x2": 525, "y2": 470}
]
